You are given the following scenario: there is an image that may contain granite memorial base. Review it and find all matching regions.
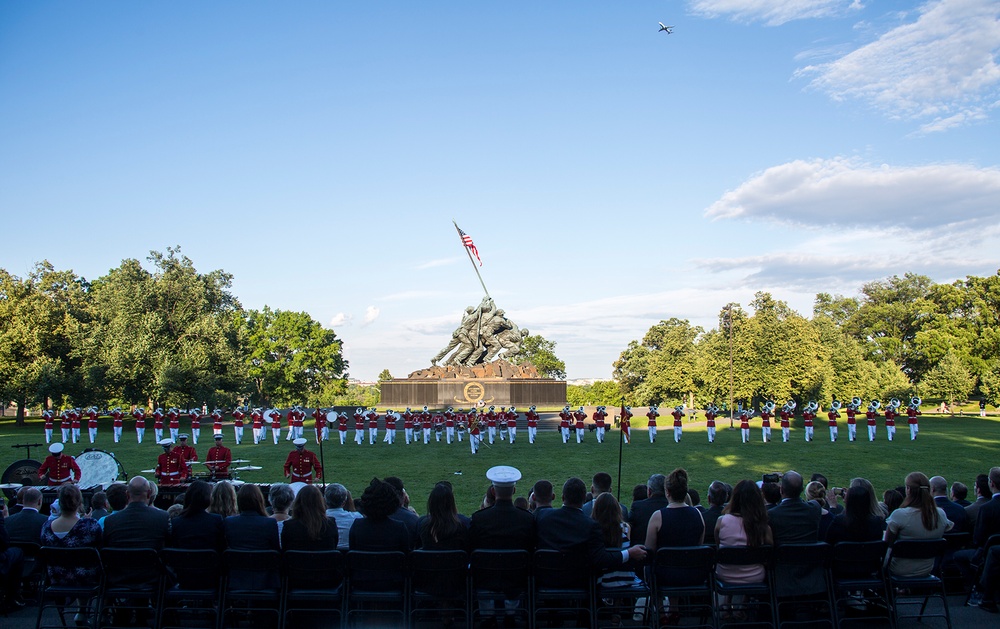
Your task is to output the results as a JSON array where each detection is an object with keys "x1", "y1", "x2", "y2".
[{"x1": 380, "y1": 377, "x2": 566, "y2": 408}]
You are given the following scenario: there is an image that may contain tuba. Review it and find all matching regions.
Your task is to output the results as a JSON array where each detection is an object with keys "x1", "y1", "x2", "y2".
[
  {"x1": 909, "y1": 396, "x2": 922, "y2": 409},
  {"x1": 830, "y1": 400, "x2": 842, "y2": 411}
]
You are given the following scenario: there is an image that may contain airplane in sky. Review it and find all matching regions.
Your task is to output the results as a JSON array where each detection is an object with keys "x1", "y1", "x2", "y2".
[{"x1": 658, "y1": 22, "x2": 673, "y2": 34}]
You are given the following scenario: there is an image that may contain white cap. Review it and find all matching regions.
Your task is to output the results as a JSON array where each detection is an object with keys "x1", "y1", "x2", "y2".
[
  {"x1": 158, "y1": 438, "x2": 174, "y2": 447},
  {"x1": 486, "y1": 465, "x2": 522, "y2": 487},
  {"x1": 293, "y1": 437, "x2": 308, "y2": 447},
  {"x1": 214, "y1": 434, "x2": 223, "y2": 440},
  {"x1": 179, "y1": 433, "x2": 189, "y2": 440},
  {"x1": 49, "y1": 442, "x2": 64, "y2": 454}
]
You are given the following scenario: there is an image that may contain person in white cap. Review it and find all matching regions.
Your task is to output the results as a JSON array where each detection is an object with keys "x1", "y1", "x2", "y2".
[
  {"x1": 155, "y1": 439, "x2": 187, "y2": 487},
  {"x1": 37, "y1": 442, "x2": 81, "y2": 486},
  {"x1": 284, "y1": 437, "x2": 322, "y2": 484},
  {"x1": 206, "y1": 434, "x2": 232, "y2": 480}
]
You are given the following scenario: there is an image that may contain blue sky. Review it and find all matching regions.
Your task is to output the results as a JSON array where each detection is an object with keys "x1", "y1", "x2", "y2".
[{"x1": 2, "y1": 1, "x2": 999, "y2": 381}]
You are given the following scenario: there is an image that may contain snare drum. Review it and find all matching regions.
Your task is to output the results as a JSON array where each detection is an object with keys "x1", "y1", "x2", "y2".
[{"x1": 74, "y1": 449, "x2": 125, "y2": 490}]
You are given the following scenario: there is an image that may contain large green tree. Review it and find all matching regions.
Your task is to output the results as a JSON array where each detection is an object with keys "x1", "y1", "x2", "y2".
[
  {"x1": 921, "y1": 350, "x2": 975, "y2": 412},
  {"x1": 506, "y1": 334, "x2": 567, "y2": 380}
]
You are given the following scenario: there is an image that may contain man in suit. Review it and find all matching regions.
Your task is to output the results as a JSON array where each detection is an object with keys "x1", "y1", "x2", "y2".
[
  {"x1": 385, "y1": 476, "x2": 420, "y2": 548},
  {"x1": 967, "y1": 474, "x2": 992, "y2": 530},
  {"x1": 103, "y1": 477, "x2": 169, "y2": 578},
  {"x1": 931, "y1": 475, "x2": 969, "y2": 533},
  {"x1": 583, "y1": 472, "x2": 627, "y2": 519},
  {"x1": 769, "y1": 471, "x2": 822, "y2": 598},
  {"x1": 962, "y1": 467, "x2": 1000, "y2": 611},
  {"x1": 4, "y1": 488, "x2": 48, "y2": 543},
  {"x1": 701, "y1": 481, "x2": 729, "y2": 544},
  {"x1": 529, "y1": 479, "x2": 556, "y2": 520},
  {"x1": 470, "y1": 466, "x2": 536, "y2": 627},
  {"x1": 1, "y1": 516, "x2": 26, "y2": 612},
  {"x1": 953, "y1": 482, "x2": 972, "y2": 507},
  {"x1": 627, "y1": 474, "x2": 667, "y2": 548}
]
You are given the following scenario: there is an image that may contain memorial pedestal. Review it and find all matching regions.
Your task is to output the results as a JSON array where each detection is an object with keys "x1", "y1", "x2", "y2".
[{"x1": 380, "y1": 377, "x2": 566, "y2": 408}]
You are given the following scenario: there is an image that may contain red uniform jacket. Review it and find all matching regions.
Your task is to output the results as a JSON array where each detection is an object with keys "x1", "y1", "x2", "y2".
[
  {"x1": 592, "y1": 410, "x2": 606, "y2": 428},
  {"x1": 156, "y1": 450, "x2": 188, "y2": 486},
  {"x1": 284, "y1": 449, "x2": 322, "y2": 483},
  {"x1": 39, "y1": 455, "x2": 82, "y2": 486},
  {"x1": 206, "y1": 445, "x2": 232, "y2": 476},
  {"x1": 526, "y1": 411, "x2": 540, "y2": 427}
]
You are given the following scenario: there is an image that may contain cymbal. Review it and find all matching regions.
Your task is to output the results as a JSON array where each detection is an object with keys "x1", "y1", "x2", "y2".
[
  {"x1": 231, "y1": 459, "x2": 250, "y2": 463},
  {"x1": 204, "y1": 460, "x2": 228, "y2": 464},
  {"x1": 234, "y1": 465, "x2": 262, "y2": 471},
  {"x1": 139, "y1": 469, "x2": 156, "y2": 473},
  {"x1": 0, "y1": 482, "x2": 23, "y2": 489}
]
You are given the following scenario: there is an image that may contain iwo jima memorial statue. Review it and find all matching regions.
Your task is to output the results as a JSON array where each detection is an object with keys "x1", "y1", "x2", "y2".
[{"x1": 380, "y1": 223, "x2": 566, "y2": 408}]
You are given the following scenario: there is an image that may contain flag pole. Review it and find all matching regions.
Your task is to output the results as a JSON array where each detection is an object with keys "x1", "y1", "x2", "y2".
[{"x1": 453, "y1": 220, "x2": 491, "y2": 298}]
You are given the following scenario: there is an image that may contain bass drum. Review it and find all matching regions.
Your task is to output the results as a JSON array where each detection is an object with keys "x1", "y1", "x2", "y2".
[
  {"x1": 74, "y1": 449, "x2": 126, "y2": 490},
  {"x1": 1, "y1": 459, "x2": 41, "y2": 501}
]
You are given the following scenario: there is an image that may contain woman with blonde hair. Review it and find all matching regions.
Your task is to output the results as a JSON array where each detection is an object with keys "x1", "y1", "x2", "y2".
[
  {"x1": 209, "y1": 481, "x2": 238, "y2": 518},
  {"x1": 884, "y1": 471, "x2": 952, "y2": 577}
]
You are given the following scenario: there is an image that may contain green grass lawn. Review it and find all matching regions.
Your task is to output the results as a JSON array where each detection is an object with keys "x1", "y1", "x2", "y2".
[{"x1": 2, "y1": 413, "x2": 997, "y2": 515}]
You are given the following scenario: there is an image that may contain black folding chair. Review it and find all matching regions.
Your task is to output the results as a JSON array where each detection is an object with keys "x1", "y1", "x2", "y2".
[
  {"x1": 713, "y1": 545, "x2": 775, "y2": 629},
  {"x1": 221, "y1": 549, "x2": 282, "y2": 629},
  {"x1": 886, "y1": 539, "x2": 951, "y2": 629},
  {"x1": 831, "y1": 541, "x2": 891, "y2": 629},
  {"x1": 409, "y1": 549, "x2": 469, "y2": 629},
  {"x1": 533, "y1": 549, "x2": 596, "y2": 629},
  {"x1": 35, "y1": 546, "x2": 103, "y2": 629},
  {"x1": 11, "y1": 541, "x2": 43, "y2": 605},
  {"x1": 159, "y1": 548, "x2": 223, "y2": 629},
  {"x1": 346, "y1": 550, "x2": 408, "y2": 628},
  {"x1": 469, "y1": 549, "x2": 531, "y2": 629},
  {"x1": 773, "y1": 543, "x2": 834, "y2": 628},
  {"x1": 650, "y1": 545, "x2": 716, "y2": 629},
  {"x1": 98, "y1": 547, "x2": 163, "y2": 629},
  {"x1": 282, "y1": 549, "x2": 346, "y2": 629}
]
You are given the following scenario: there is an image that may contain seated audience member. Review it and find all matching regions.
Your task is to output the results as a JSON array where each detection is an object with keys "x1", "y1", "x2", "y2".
[
  {"x1": 100, "y1": 483, "x2": 129, "y2": 527},
  {"x1": 168, "y1": 480, "x2": 224, "y2": 551},
  {"x1": 702, "y1": 481, "x2": 729, "y2": 544},
  {"x1": 282, "y1": 484, "x2": 338, "y2": 551},
  {"x1": 385, "y1": 476, "x2": 420, "y2": 547},
  {"x1": 529, "y1": 479, "x2": 556, "y2": 518},
  {"x1": 761, "y1": 482, "x2": 781, "y2": 509},
  {"x1": 268, "y1": 483, "x2": 294, "y2": 536},
  {"x1": 209, "y1": 481, "x2": 238, "y2": 518},
  {"x1": 87, "y1": 491, "x2": 110, "y2": 520},
  {"x1": 325, "y1": 483, "x2": 362, "y2": 550},
  {"x1": 5, "y1": 487, "x2": 48, "y2": 542},
  {"x1": 166, "y1": 504, "x2": 183, "y2": 518},
  {"x1": 715, "y1": 480, "x2": 772, "y2": 584},
  {"x1": 513, "y1": 496, "x2": 529, "y2": 511},
  {"x1": 225, "y1": 484, "x2": 280, "y2": 551},
  {"x1": 847, "y1": 478, "x2": 884, "y2": 524},
  {"x1": 825, "y1": 485, "x2": 884, "y2": 545},
  {"x1": 628, "y1": 474, "x2": 667, "y2": 548},
  {"x1": 632, "y1": 484, "x2": 649, "y2": 505},
  {"x1": 350, "y1": 478, "x2": 412, "y2": 552},
  {"x1": 417, "y1": 482, "x2": 470, "y2": 551},
  {"x1": 884, "y1": 471, "x2": 953, "y2": 578},
  {"x1": 1, "y1": 516, "x2": 25, "y2": 611},
  {"x1": 103, "y1": 477, "x2": 170, "y2": 551},
  {"x1": 583, "y1": 472, "x2": 626, "y2": 519},
  {"x1": 593, "y1": 492, "x2": 643, "y2": 588},
  {"x1": 646, "y1": 468, "x2": 706, "y2": 586},
  {"x1": 881, "y1": 489, "x2": 904, "y2": 518},
  {"x1": 952, "y1": 481, "x2": 971, "y2": 507},
  {"x1": 966, "y1": 474, "x2": 991, "y2": 529},
  {"x1": 930, "y1": 475, "x2": 969, "y2": 533},
  {"x1": 806, "y1": 481, "x2": 835, "y2": 540},
  {"x1": 688, "y1": 488, "x2": 702, "y2": 511},
  {"x1": 6, "y1": 487, "x2": 27, "y2": 516},
  {"x1": 40, "y1": 484, "x2": 102, "y2": 622}
]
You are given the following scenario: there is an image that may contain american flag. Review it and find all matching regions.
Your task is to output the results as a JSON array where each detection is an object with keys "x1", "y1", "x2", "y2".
[{"x1": 457, "y1": 225, "x2": 482, "y2": 266}]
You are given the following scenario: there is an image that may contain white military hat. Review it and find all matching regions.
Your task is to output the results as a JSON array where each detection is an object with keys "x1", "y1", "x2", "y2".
[
  {"x1": 49, "y1": 442, "x2": 64, "y2": 454},
  {"x1": 158, "y1": 438, "x2": 174, "y2": 447},
  {"x1": 486, "y1": 465, "x2": 522, "y2": 487},
  {"x1": 214, "y1": 434, "x2": 223, "y2": 440},
  {"x1": 179, "y1": 433, "x2": 189, "y2": 439},
  {"x1": 293, "y1": 437, "x2": 308, "y2": 447}
]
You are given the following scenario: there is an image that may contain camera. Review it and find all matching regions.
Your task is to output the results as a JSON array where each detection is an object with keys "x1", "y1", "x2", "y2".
[
  {"x1": 834, "y1": 487, "x2": 845, "y2": 498},
  {"x1": 762, "y1": 473, "x2": 781, "y2": 484}
]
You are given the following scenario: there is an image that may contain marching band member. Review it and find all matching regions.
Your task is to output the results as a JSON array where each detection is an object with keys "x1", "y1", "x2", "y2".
[
  {"x1": 176, "y1": 434, "x2": 198, "y2": 478},
  {"x1": 884, "y1": 398, "x2": 899, "y2": 441},
  {"x1": 38, "y1": 442, "x2": 81, "y2": 486},
  {"x1": 311, "y1": 407, "x2": 326, "y2": 444},
  {"x1": 110, "y1": 407, "x2": 124, "y2": 443},
  {"x1": 43, "y1": 409, "x2": 54, "y2": 444},
  {"x1": 402, "y1": 408, "x2": 415, "y2": 444},
  {"x1": 738, "y1": 404, "x2": 752, "y2": 443},
  {"x1": 574, "y1": 406, "x2": 587, "y2": 443},
  {"x1": 497, "y1": 407, "x2": 509, "y2": 442},
  {"x1": 211, "y1": 407, "x2": 223, "y2": 438},
  {"x1": 155, "y1": 438, "x2": 187, "y2": 487},
  {"x1": 433, "y1": 410, "x2": 445, "y2": 442},
  {"x1": 506, "y1": 406, "x2": 518, "y2": 443},
  {"x1": 906, "y1": 397, "x2": 922, "y2": 440},
  {"x1": 70, "y1": 408, "x2": 81, "y2": 443},
  {"x1": 251, "y1": 407, "x2": 264, "y2": 445},
  {"x1": 845, "y1": 397, "x2": 860, "y2": 442},
  {"x1": 802, "y1": 401, "x2": 817, "y2": 442},
  {"x1": 779, "y1": 401, "x2": 794, "y2": 443},
  {"x1": 59, "y1": 409, "x2": 70, "y2": 443},
  {"x1": 525, "y1": 405, "x2": 540, "y2": 444},
  {"x1": 705, "y1": 403, "x2": 718, "y2": 443},
  {"x1": 646, "y1": 405, "x2": 659, "y2": 443},
  {"x1": 167, "y1": 407, "x2": 180, "y2": 442},
  {"x1": 189, "y1": 407, "x2": 202, "y2": 445},
  {"x1": 285, "y1": 407, "x2": 295, "y2": 441},
  {"x1": 671, "y1": 405, "x2": 685, "y2": 443},
  {"x1": 455, "y1": 409, "x2": 467, "y2": 442},
  {"x1": 759, "y1": 401, "x2": 773, "y2": 443},
  {"x1": 558, "y1": 405, "x2": 572, "y2": 443},
  {"x1": 367, "y1": 407, "x2": 379, "y2": 445},
  {"x1": 486, "y1": 406, "x2": 498, "y2": 444},
  {"x1": 232, "y1": 406, "x2": 246, "y2": 445},
  {"x1": 206, "y1": 434, "x2": 232, "y2": 480},
  {"x1": 336, "y1": 410, "x2": 349, "y2": 445},
  {"x1": 133, "y1": 407, "x2": 147, "y2": 443},
  {"x1": 827, "y1": 400, "x2": 841, "y2": 442},
  {"x1": 284, "y1": 438, "x2": 322, "y2": 483},
  {"x1": 86, "y1": 407, "x2": 99, "y2": 444},
  {"x1": 269, "y1": 408, "x2": 283, "y2": 445},
  {"x1": 353, "y1": 408, "x2": 365, "y2": 445},
  {"x1": 152, "y1": 407, "x2": 164, "y2": 442},
  {"x1": 468, "y1": 410, "x2": 481, "y2": 454},
  {"x1": 592, "y1": 405, "x2": 606, "y2": 443},
  {"x1": 384, "y1": 410, "x2": 398, "y2": 444},
  {"x1": 621, "y1": 406, "x2": 633, "y2": 444},
  {"x1": 866, "y1": 400, "x2": 880, "y2": 442},
  {"x1": 291, "y1": 406, "x2": 306, "y2": 441},
  {"x1": 421, "y1": 406, "x2": 433, "y2": 444},
  {"x1": 444, "y1": 407, "x2": 456, "y2": 444}
]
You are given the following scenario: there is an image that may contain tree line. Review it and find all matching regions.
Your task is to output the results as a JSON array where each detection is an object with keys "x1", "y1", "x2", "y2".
[
  {"x1": 569, "y1": 271, "x2": 1000, "y2": 410},
  {"x1": 0, "y1": 248, "x2": 349, "y2": 423}
]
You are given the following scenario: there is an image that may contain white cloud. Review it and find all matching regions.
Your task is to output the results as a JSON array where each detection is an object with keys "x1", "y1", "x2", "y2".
[
  {"x1": 329, "y1": 312, "x2": 352, "y2": 327},
  {"x1": 362, "y1": 305, "x2": 380, "y2": 326},
  {"x1": 797, "y1": 0, "x2": 1000, "y2": 128},
  {"x1": 689, "y1": 0, "x2": 860, "y2": 26},
  {"x1": 704, "y1": 157, "x2": 1000, "y2": 231}
]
